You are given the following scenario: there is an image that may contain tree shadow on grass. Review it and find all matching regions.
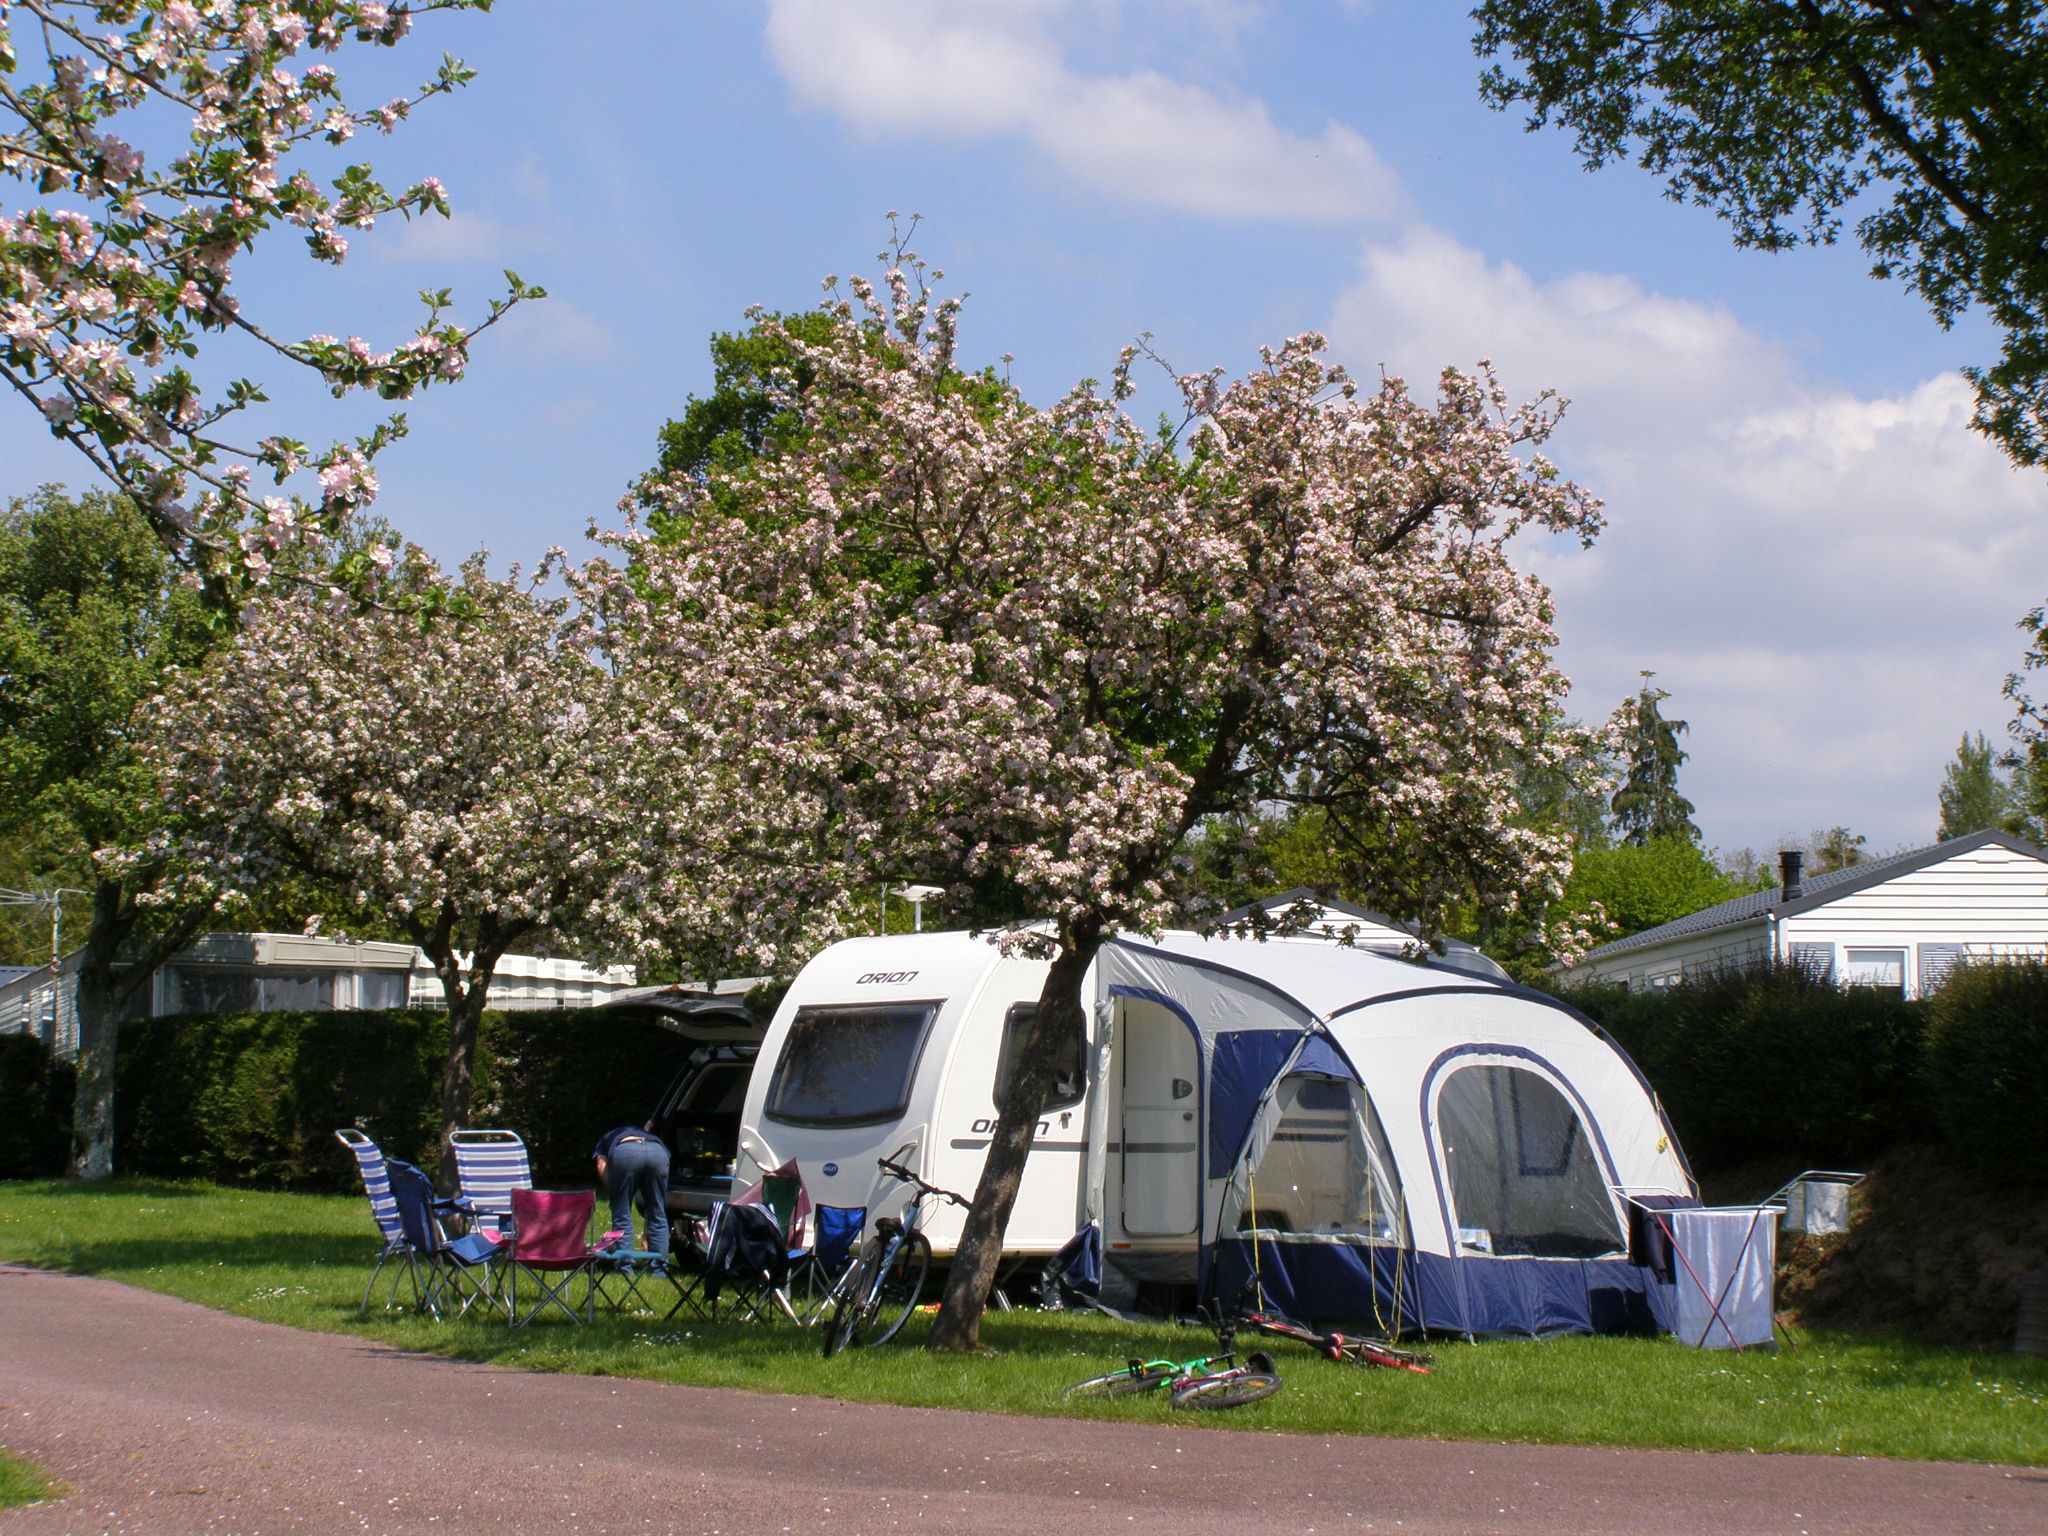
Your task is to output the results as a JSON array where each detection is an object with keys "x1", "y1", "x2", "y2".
[
  {"x1": 4, "y1": 1178, "x2": 226, "y2": 1200},
  {"x1": 16, "y1": 1231, "x2": 364, "y2": 1277}
]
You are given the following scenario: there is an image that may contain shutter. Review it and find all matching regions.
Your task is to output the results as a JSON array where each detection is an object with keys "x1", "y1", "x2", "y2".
[
  {"x1": 1916, "y1": 943, "x2": 1965, "y2": 996},
  {"x1": 1788, "y1": 942, "x2": 1835, "y2": 980}
]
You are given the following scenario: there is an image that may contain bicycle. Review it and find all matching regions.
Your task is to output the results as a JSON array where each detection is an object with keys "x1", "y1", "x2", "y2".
[
  {"x1": 1064, "y1": 1349, "x2": 1283, "y2": 1410},
  {"x1": 1219, "y1": 1300, "x2": 1432, "y2": 1375},
  {"x1": 819, "y1": 1157, "x2": 970, "y2": 1356}
]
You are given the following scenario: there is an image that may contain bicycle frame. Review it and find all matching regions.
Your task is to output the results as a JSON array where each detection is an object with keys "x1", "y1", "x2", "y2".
[{"x1": 820, "y1": 1155, "x2": 971, "y2": 1355}]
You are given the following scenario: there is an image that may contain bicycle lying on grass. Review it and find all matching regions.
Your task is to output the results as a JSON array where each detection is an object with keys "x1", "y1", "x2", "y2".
[
  {"x1": 819, "y1": 1158, "x2": 971, "y2": 1356},
  {"x1": 1218, "y1": 1298, "x2": 1432, "y2": 1374},
  {"x1": 1064, "y1": 1350, "x2": 1284, "y2": 1410}
]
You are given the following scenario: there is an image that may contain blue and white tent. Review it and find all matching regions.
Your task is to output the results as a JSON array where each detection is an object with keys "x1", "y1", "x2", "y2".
[{"x1": 1093, "y1": 932, "x2": 1697, "y2": 1336}]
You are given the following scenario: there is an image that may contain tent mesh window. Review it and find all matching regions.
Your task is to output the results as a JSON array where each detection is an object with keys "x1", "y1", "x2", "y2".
[
  {"x1": 1438, "y1": 1064, "x2": 1625, "y2": 1260},
  {"x1": 1220, "y1": 1074, "x2": 1403, "y2": 1243}
]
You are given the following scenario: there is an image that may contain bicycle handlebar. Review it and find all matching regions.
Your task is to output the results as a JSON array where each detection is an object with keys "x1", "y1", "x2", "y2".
[{"x1": 876, "y1": 1157, "x2": 971, "y2": 1208}]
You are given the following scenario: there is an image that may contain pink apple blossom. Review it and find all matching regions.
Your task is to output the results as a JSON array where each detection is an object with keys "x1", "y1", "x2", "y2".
[{"x1": 0, "y1": 1, "x2": 533, "y2": 595}]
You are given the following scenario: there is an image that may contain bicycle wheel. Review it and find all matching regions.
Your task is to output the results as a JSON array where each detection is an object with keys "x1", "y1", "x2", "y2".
[
  {"x1": 1064, "y1": 1364, "x2": 1179, "y2": 1399},
  {"x1": 1338, "y1": 1338, "x2": 1433, "y2": 1373},
  {"x1": 820, "y1": 1242, "x2": 885, "y2": 1358},
  {"x1": 863, "y1": 1230, "x2": 931, "y2": 1346},
  {"x1": 1170, "y1": 1370, "x2": 1283, "y2": 1410}
]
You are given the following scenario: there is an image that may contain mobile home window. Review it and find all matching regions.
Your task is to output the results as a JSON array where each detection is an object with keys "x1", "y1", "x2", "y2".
[
  {"x1": 1841, "y1": 948, "x2": 1906, "y2": 995},
  {"x1": 1437, "y1": 1064, "x2": 1624, "y2": 1260},
  {"x1": 991, "y1": 1003, "x2": 1086, "y2": 1114},
  {"x1": 764, "y1": 1001, "x2": 941, "y2": 1127}
]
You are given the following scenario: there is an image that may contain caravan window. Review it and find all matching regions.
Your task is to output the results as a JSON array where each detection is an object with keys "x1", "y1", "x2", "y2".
[
  {"x1": 763, "y1": 1001, "x2": 940, "y2": 1127},
  {"x1": 992, "y1": 1003, "x2": 1086, "y2": 1114},
  {"x1": 1437, "y1": 1064, "x2": 1624, "y2": 1260}
]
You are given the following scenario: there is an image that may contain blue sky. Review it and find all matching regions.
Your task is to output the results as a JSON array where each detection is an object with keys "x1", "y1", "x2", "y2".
[{"x1": 9, "y1": 0, "x2": 2044, "y2": 860}]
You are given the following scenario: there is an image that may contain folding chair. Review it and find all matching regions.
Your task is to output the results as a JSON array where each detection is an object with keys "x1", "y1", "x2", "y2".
[
  {"x1": 335, "y1": 1128, "x2": 422, "y2": 1314},
  {"x1": 788, "y1": 1203, "x2": 866, "y2": 1324},
  {"x1": 507, "y1": 1188, "x2": 598, "y2": 1326},
  {"x1": 695, "y1": 1199, "x2": 799, "y2": 1323},
  {"x1": 741, "y1": 1161, "x2": 811, "y2": 1250},
  {"x1": 386, "y1": 1158, "x2": 505, "y2": 1319},
  {"x1": 448, "y1": 1129, "x2": 532, "y2": 1236}
]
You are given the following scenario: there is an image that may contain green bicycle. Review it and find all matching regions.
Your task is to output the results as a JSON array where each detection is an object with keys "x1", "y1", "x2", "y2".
[{"x1": 1064, "y1": 1349, "x2": 1283, "y2": 1410}]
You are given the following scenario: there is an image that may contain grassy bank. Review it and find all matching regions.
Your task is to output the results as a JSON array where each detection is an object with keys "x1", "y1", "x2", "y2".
[
  {"x1": 2, "y1": 1179, "x2": 2044, "y2": 1465},
  {"x1": 0, "y1": 1446, "x2": 60, "y2": 1510}
]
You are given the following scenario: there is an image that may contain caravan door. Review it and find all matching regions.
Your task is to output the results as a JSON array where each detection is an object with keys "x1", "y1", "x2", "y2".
[{"x1": 1116, "y1": 997, "x2": 1199, "y2": 1236}]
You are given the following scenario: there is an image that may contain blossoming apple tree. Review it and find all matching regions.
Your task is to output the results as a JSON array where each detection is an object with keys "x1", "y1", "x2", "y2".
[
  {"x1": 628, "y1": 250, "x2": 1604, "y2": 1350},
  {"x1": 1, "y1": 0, "x2": 533, "y2": 594},
  {"x1": 146, "y1": 551, "x2": 632, "y2": 1153}
]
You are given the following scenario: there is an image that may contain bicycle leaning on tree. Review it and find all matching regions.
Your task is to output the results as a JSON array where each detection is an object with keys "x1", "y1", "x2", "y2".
[{"x1": 820, "y1": 1156, "x2": 971, "y2": 1356}]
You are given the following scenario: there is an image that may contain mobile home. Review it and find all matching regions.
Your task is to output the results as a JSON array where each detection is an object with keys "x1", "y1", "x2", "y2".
[{"x1": 736, "y1": 925, "x2": 1699, "y2": 1335}]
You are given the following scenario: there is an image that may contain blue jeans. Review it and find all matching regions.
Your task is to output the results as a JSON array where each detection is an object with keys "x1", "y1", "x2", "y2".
[{"x1": 604, "y1": 1139, "x2": 671, "y2": 1256}]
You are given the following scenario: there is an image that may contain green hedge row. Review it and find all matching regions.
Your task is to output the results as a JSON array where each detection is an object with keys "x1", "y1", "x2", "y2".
[
  {"x1": 0, "y1": 1033, "x2": 74, "y2": 1180},
  {"x1": 1923, "y1": 959, "x2": 2048, "y2": 1181},
  {"x1": 1552, "y1": 957, "x2": 2048, "y2": 1182},
  {"x1": 9, "y1": 954, "x2": 2045, "y2": 1189},
  {"x1": 0, "y1": 1006, "x2": 699, "y2": 1190}
]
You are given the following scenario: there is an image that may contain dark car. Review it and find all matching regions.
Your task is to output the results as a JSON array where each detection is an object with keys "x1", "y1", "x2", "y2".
[{"x1": 604, "y1": 988, "x2": 765, "y2": 1218}]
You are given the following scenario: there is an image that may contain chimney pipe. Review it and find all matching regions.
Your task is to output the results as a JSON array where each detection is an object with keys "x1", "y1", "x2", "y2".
[{"x1": 1779, "y1": 850, "x2": 1804, "y2": 903}]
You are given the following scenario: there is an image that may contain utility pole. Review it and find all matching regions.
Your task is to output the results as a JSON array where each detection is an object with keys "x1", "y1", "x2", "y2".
[{"x1": 0, "y1": 886, "x2": 86, "y2": 966}]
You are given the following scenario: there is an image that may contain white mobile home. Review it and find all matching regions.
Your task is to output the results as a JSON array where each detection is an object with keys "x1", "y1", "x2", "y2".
[
  {"x1": 0, "y1": 932, "x2": 638, "y2": 1057},
  {"x1": 736, "y1": 923, "x2": 1697, "y2": 1336},
  {"x1": 1558, "y1": 830, "x2": 2048, "y2": 996}
]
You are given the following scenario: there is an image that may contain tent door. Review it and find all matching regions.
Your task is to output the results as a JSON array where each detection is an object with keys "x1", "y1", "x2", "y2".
[{"x1": 1116, "y1": 999, "x2": 1199, "y2": 1237}]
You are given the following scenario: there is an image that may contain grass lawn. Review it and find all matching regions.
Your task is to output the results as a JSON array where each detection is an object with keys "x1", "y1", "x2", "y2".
[
  {"x1": 0, "y1": 1446, "x2": 61, "y2": 1510},
  {"x1": 2, "y1": 1178, "x2": 2044, "y2": 1465}
]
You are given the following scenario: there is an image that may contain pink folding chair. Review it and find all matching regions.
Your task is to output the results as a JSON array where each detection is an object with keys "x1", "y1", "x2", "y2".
[{"x1": 507, "y1": 1188, "x2": 598, "y2": 1326}]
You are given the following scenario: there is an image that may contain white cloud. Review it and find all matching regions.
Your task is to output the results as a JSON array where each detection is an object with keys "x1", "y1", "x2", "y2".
[
  {"x1": 491, "y1": 298, "x2": 618, "y2": 365},
  {"x1": 1326, "y1": 228, "x2": 2048, "y2": 853},
  {"x1": 760, "y1": 0, "x2": 1403, "y2": 223},
  {"x1": 386, "y1": 209, "x2": 530, "y2": 264}
]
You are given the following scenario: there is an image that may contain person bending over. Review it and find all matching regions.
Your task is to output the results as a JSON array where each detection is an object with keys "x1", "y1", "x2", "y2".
[{"x1": 593, "y1": 1125, "x2": 671, "y2": 1256}]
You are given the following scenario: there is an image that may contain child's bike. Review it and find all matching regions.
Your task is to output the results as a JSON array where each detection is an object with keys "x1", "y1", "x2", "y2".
[
  {"x1": 1064, "y1": 1350, "x2": 1283, "y2": 1410},
  {"x1": 1223, "y1": 1304, "x2": 1432, "y2": 1374}
]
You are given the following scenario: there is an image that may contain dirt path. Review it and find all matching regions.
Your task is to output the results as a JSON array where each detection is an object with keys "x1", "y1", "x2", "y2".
[{"x1": 0, "y1": 1262, "x2": 2040, "y2": 1536}]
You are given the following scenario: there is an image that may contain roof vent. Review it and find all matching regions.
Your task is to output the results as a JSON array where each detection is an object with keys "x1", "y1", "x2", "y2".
[{"x1": 1778, "y1": 850, "x2": 1804, "y2": 903}]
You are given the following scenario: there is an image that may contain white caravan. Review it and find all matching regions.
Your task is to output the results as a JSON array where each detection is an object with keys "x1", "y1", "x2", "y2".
[{"x1": 734, "y1": 924, "x2": 1698, "y2": 1333}]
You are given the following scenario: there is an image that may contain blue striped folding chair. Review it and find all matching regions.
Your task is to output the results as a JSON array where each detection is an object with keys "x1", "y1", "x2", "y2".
[
  {"x1": 449, "y1": 1129, "x2": 532, "y2": 1236},
  {"x1": 335, "y1": 1128, "x2": 422, "y2": 1314}
]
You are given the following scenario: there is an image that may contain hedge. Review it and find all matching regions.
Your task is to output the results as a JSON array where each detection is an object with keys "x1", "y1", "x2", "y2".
[
  {"x1": 0, "y1": 1033, "x2": 74, "y2": 1180},
  {"x1": 0, "y1": 1005, "x2": 701, "y2": 1190},
  {"x1": 488, "y1": 1006, "x2": 698, "y2": 1187},
  {"x1": 1547, "y1": 961, "x2": 1929, "y2": 1172},
  {"x1": 5, "y1": 955, "x2": 2033, "y2": 1190},
  {"x1": 117, "y1": 1009, "x2": 451, "y2": 1189},
  {"x1": 1924, "y1": 957, "x2": 2048, "y2": 1182}
]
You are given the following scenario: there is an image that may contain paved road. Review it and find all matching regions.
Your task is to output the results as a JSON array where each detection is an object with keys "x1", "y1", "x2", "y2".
[{"x1": 0, "y1": 1263, "x2": 2041, "y2": 1536}]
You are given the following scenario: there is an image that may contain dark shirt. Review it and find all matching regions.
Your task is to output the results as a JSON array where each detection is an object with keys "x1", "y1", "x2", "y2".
[{"x1": 593, "y1": 1125, "x2": 667, "y2": 1163}]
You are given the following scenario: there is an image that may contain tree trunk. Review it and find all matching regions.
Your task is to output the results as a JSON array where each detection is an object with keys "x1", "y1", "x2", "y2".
[
  {"x1": 928, "y1": 915, "x2": 1104, "y2": 1352},
  {"x1": 67, "y1": 964, "x2": 121, "y2": 1181},
  {"x1": 424, "y1": 931, "x2": 512, "y2": 1186},
  {"x1": 66, "y1": 880, "x2": 137, "y2": 1182}
]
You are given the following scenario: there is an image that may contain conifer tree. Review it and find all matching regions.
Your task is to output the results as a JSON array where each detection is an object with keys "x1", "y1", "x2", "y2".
[
  {"x1": 1609, "y1": 672, "x2": 1699, "y2": 846},
  {"x1": 1936, "y1": 731, "x2": 2014, "y2": 841}
]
